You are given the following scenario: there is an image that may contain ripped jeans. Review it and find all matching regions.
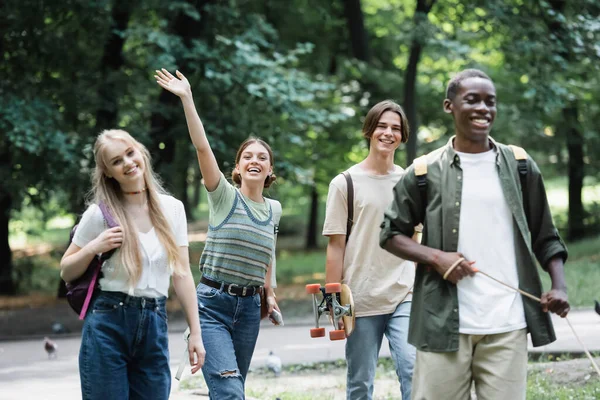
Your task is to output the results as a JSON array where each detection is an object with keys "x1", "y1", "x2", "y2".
[{"x1": 197, "y1": 280, "x2": 261, "y2": 399}]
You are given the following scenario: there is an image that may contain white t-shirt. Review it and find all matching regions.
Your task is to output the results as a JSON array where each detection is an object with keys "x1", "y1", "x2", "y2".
[
  {"x1": 72, "y1": 194, "x2": 188, "y2": 298},
  {"x1": 322, "y1": 164, "x2": 415, "y2": 317},
  {"x1": 456, "y1": 149, "x2": 527, "y2": 334}
]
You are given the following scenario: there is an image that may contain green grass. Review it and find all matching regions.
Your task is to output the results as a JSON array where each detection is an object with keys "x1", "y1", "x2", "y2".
[
  {"x1": 179, "y1": 357, "x2": 600, "y2": 399},
  {"x1": 526, "y1": 370, "x2": 600, "y2": 400},
  {"x1": 539, "y1": 235, "x2": 600, "y2": 308},
  {"x1": 276, "y1": 250, "x2": 327, "y2": 285}
]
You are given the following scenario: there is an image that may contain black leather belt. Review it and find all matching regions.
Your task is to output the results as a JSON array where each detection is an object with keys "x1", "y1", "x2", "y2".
[{"x1": 200, "y1": 276, "x2": 261, "y2": 297}]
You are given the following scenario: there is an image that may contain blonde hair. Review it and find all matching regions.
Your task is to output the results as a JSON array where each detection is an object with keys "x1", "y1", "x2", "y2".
[{"x1": 90, "y1": 129, "x2": 186, "y2": 286}]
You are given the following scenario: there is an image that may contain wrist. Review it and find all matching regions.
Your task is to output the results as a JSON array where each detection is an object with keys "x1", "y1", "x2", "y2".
[{"x1": 180, "y1": 92, "x2": 194, "y2": 103}]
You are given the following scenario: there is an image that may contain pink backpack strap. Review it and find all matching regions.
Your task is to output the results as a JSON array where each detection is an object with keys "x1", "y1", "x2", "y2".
[
  {"x1": 79, "y1": 262, "x2": 101, "y2": 320},
  {"x1": 78, "y1": 201, "x2": 118, "y2": 320}
]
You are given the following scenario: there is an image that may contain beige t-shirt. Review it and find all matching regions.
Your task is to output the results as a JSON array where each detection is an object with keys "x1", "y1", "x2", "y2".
[{"x1": 322, "y1": 164, "x2": 415, "y2": 317}]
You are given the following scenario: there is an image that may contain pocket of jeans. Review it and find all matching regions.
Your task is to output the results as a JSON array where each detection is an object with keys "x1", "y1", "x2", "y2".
[
  {"x1": 197, "y1": 282, "x2": 218, "y2": 299},
  {"x1": 156, "y1": 306, "x2": 168, "y2": 323},
  {"x1": 92, "y1": 298, "x2": 120, "y2": 314},
  {"x1": 253, "y1": 292, "x2": 261, "y2": 308}
]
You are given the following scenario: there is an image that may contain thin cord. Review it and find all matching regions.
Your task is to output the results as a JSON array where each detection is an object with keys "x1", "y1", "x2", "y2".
[{"x1": 475, "y1": 269, "x2": 600, "y2": 377}]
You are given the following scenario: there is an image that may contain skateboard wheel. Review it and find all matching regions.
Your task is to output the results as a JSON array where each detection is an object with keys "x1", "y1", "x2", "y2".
[
  {"x1": 310, "y1": 328, "x2": 326, "y2": 338},
  {"x1": 329, "y1": 329, "x2": 346, "y2": 341},
  {"x1": 306, "y1": 284, "x2": 322, "y2": 294},
  {"x1": 325, "y1": 283, "x2": 342, "y2": 293}
]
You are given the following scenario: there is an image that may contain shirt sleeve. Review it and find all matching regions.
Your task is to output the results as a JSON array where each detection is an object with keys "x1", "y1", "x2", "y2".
[
  {"x1": 526, "y1": 156, "x2": 568, "y2": 268},
  {"x1": 322, "y1": 175, "x2": 348, "y2": 236},
  {"x1": 72, "y1": 204, "x2": 105, "y2": 249},
  {"x1": 173, "y1": 199, "x2": 189, "y2": 247},
  {"x1": 206, "y1": 173, "x2": 237, "y2": 227},
  {"x1": 380, "y1": 165, "x2": 424, "y2": 248}
]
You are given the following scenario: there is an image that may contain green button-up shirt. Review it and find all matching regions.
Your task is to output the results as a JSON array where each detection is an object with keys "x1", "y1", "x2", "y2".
[{"x1": 380, "y1": 137, "x2": 568, "y2": 352}]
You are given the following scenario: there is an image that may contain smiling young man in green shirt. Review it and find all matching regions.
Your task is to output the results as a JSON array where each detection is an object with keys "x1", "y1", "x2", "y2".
[{"x1": 380, "y1": 69, "x2": 570, "y2": 400}]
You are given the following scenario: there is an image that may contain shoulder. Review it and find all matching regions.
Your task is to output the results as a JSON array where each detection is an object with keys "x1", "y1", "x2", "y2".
[
  {"x1": 157, "y1": 193, "x2": 186, "y2": 217},
  {"x1": 81, "y1": 203, "x2": 104, "y2": 224},
  {"x1": 266, "y1": 198, "x2": 282, "y2": 216},
  {"x1": 74, "y1": 203, "x2": 106, "y2": 237},
  {"x1": 158, "y1": 193, "x2": 184, "y2": 208},
  {"x1": 329, "y1": 164, "x2": 361, "y2": 188}
]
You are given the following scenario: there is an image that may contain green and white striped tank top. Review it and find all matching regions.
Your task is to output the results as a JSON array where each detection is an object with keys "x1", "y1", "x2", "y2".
[{"x1": 200, "y1": 190, "x2": 274, "y2": 286}]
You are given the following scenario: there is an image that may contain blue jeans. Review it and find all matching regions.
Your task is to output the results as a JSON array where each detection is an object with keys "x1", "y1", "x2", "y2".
[
  {"x1": 79, "y1": 291, "x2": 170, "y2": 400},
  {"x1": 346, "y1": 301, "x2": 416, "y2": 400},
  {"x1": 197, "y1": 280, "x2": 261, "y2": 400}
]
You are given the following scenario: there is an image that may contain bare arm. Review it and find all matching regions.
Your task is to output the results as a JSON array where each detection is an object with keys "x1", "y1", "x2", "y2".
[
  {"x1": 172, "y1": 246, "x2": 205, "y2": 373},
  {"x1": 325, "y1": 235, "x2": 345, "y2": 283},
  {"x1": 540, "y1": 256, "x2": 570, "y2": 317},
  {"x1": 383, "y1": 234, "x2": 475, "y2": 285},
  {"x1": 60, "y1": 226, "x2": 123, "y2": 283},
  {"x1": 264, "y1": 262, "x2": 280, "y2": 316},
  {"x1": 155, "y1": 69, "x2": 221, "y2": 191}
]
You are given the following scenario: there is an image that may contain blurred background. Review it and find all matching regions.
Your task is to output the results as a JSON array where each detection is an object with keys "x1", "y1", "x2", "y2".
[{"x1": 1, "y1": 0, "x2": 599, "y2": 321}]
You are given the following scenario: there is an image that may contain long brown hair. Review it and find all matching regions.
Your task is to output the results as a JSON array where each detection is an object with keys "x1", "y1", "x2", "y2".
[
  {"x1": 90, "y1": 129, "x2": 186, "y2": 286},
  {"x1": 362, "y1": 100, "x2": 410, "y2": 143},
  {"x1": 231, "y1": 137, "x2": 277, "y2": 188}
]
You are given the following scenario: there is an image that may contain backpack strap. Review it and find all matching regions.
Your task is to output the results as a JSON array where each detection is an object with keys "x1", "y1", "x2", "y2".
[
  {"x1": 78, "y1": 201, "x2": 118, "y2": 321},
  {"x1": 414, "y1": 155, "x2": 428, "y2": 219},
  {"x1": 342, "y1": 171, "x2": 354, "y2": 244},
  {"x1": 509, "y1": 145, "x2": 530, "y2": 228}
]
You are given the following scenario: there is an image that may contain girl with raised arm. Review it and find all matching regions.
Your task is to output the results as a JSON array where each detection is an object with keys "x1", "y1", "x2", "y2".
[
  {"x1": 60, "y1": 129, "x2": 205, "y2": 399},
  {"x1": 156, "y1": 68, "x2": 281, "y2": 399}
]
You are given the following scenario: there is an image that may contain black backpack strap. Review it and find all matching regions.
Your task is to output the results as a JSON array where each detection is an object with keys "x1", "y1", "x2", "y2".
[
  {"x1": 414, "y1": 156, "x2": 428, "y2": 220},
  {"x1": 342, "y1": 171, "x2": 354, "y2": 244},
  {"x1": 509, "y1": 145, "x2": 530, "y2": 228}
]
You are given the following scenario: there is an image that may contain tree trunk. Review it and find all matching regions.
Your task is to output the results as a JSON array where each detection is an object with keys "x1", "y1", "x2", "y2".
[
  {"x1": 545, "y1": 0, "x2": 586, "y2": 240},
  {"x1": 193, "y1": 165, "x2": 202, "y2": 210},
  {"x1": 564, "y1": 104, "x2": 585, "y2": 240},
  {"x1": 404, "y1": 40, "x2": 422, "y2": 165},
  {"x1": 306, "y1": 184, "x2": 319, "y2": 250},
  {"x1": 149, "y1": 0, "x2": 211, "y2": 197},
  {"x1": 404, "y1": 0, "x2": 436, "y2": 165},
  {"x1": 0, "y1": 189, "x2": 15, "y2": 295},
  {"x1": 343, "y1": 0, "x2": 370, "y2": 61},
  {"x1": 95, "y1": 0, "x2": 133, "y2": 131}
]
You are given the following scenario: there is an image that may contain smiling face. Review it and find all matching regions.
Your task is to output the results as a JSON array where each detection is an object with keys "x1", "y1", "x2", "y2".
[
  {"x1": 369, "y1": 111, "x2": 403, "y2": 155},
  {"x1": 102, "y1": 138, "x2": 146, "y2": 188},
  {"x1": 235, "y1": 141, "x2": 273, "y2": 188},
  {"x1": 444, "y1": 77, "x2": 497, "y2": 144}
]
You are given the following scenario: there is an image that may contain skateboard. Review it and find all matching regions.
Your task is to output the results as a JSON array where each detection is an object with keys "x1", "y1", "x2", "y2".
[{"x1": 305, "y1": 283, "x2": 355, "y2": 340}]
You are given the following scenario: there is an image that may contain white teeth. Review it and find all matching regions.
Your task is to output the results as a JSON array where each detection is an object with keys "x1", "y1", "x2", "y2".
[{"x1": 473, "y1": 118, "x2": 488, "y2": 124}]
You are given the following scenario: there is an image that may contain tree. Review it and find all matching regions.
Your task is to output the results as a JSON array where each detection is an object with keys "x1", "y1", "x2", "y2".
[{"x1": 403, "y1": 0, "x2": 437, "y2": 165}]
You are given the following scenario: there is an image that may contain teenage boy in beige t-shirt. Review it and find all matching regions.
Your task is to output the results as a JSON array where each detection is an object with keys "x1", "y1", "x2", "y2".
[{"x1": 323, "y1": 100, "x2": 416, "y2": 400}]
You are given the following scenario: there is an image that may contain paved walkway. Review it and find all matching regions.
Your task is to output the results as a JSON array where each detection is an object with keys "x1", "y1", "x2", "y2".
[{"x1": 0, "y1": 309, "x2": 598, "y2": 399}]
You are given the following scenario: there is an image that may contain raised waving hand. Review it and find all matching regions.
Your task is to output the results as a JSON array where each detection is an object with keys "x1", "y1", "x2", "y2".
[{"x1": 155, "y1": 68, "x2": 221, "y2": 191}]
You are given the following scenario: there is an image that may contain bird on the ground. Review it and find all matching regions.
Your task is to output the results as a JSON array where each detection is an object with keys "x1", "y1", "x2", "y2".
[
  {"x1": 44, "y1": 337, "x2": 58, "y2": 359},
  {"x1": 266, "y1": 350, "x2": 282, "y2": 377},
  {"x1": 595, "y1": 300, "x2": 600, "y2": 316},
  {"x1": 52, "y1": 322, "x2": 68, "y2": 334}
]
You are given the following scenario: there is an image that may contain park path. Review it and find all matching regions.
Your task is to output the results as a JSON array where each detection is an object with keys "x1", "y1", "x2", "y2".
[{"x1": 0, "y1": 309, "x2": 598, "y2": 399}]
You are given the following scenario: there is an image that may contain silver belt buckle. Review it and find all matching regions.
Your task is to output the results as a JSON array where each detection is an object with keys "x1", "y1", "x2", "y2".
[
  {"x1": 227, "y1": 283, "x2": 238, "y2": 296},
  {"x1": 242, "y1": 287, "x2": 248, "y2": 296}
]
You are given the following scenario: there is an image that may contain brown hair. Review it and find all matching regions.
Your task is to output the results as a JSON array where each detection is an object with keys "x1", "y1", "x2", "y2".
[
  {"x1": 91, "y1": 129, "x2": 187, "y2": 287},
  {"x1": 362, "y1": 100, "x2": 410, "y2": 143},
  {"x1": 232, "y1": 137, "x2": 277, "y2": 188}
]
